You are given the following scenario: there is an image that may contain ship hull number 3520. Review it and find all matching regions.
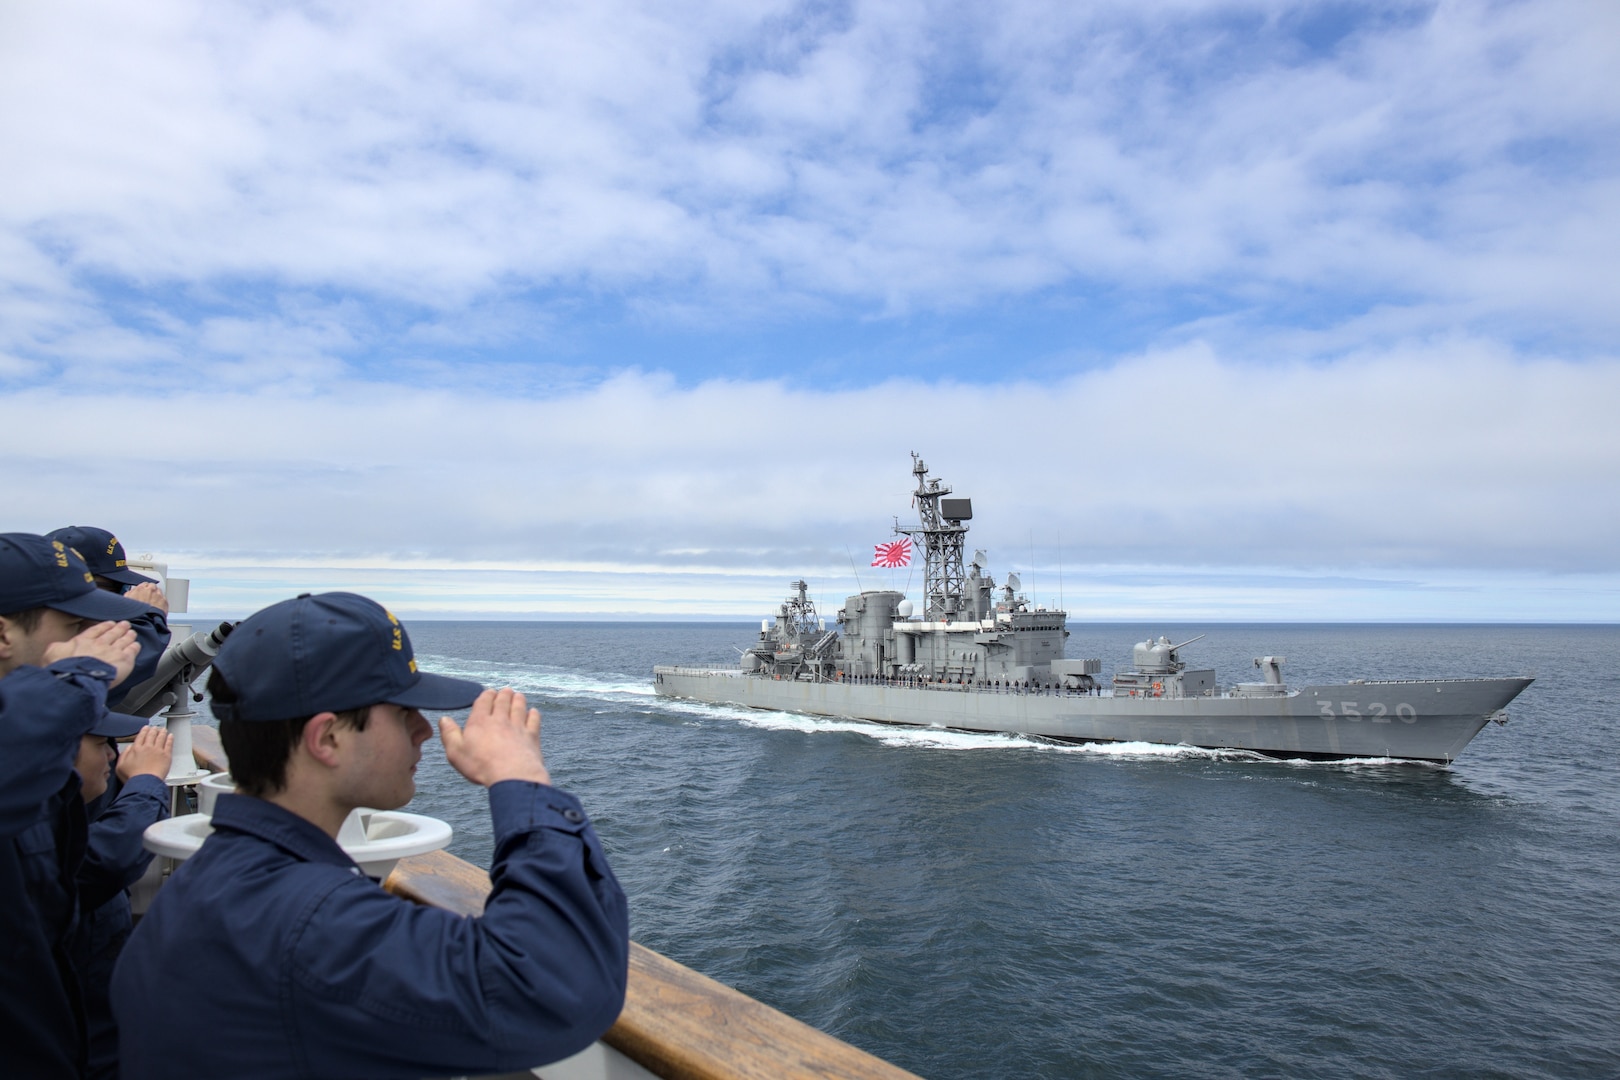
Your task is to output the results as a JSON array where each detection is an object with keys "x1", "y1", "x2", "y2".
[{"x1": 1318, "y1": 701, "x2": 1419, "y2": 723}]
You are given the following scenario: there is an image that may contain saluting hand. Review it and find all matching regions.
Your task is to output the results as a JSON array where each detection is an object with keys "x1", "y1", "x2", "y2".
[
  {"x1": 117, "y1": 725, "x2": 175, "y2": 782},
  {"x1": 125, "y1": 582, "x2": 170, "y2": 615},
  {"x1": 439, "y1": 688, "x2": 551, "y2": 789},
  {"x1": 44, "y1": 621, "x2": 140, "y2": 687}
]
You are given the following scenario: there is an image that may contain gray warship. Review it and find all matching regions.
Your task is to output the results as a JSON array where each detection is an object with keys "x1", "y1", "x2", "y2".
[{"x1": 654, "y1": 454, "x2": 1533, "y2": 763}]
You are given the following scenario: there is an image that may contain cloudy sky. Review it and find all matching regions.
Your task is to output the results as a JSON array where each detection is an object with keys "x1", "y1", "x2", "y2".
[{"x1": 4, "y1": 0, "x2": 1617, "y2": 621}]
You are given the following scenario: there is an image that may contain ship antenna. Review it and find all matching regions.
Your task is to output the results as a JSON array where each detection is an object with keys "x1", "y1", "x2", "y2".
[
  {"x1": 894, "y1": 451, "x2": 969, "y2": 620},
  {"x1": 845, "y1": 545, "x2": 865, "y2": 593},
  {"x1": 1058, "y1": 531, "x2": 1064, "y2": 612}
]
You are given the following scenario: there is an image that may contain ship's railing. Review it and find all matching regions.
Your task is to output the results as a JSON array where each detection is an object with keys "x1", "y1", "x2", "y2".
[
  {"x1": 186, "y1": 728, "x2": 922, "y2": 1080},
  {"x1": 1346, "y1": 677, "x2": 1528, "y2": 685},
  {"x1": 664, "y1": 666, "x2": 1107, "y2": 698},
  {"x1": 654, "y1": 665, "x2": 742, "y2": 677}
]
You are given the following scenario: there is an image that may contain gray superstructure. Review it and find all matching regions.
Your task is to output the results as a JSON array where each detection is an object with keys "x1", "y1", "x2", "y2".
[{"x1": 654, "y1": 455, "x2": 1532, "y2": 763}]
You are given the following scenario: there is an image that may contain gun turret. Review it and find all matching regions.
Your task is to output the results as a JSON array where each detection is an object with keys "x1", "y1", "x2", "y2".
[{"x1": 1131, "y1": 633, "x2": 1206, "y2": 675}]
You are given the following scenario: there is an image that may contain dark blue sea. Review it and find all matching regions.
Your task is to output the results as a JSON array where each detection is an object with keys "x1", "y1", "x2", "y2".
[{"x1": 399, "y1": 623, "x2": 1620, "y2": 1080}]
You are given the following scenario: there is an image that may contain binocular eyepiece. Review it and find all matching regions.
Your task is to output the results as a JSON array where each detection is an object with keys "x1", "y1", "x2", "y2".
[{"x1": 118, "y1": 620, "x2": 237, "y2": 719}]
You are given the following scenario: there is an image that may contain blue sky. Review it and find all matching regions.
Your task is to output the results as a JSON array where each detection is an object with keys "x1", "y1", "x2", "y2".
[{"x1": 4, "y1": 0, "x2": 1618, "y2": 621}]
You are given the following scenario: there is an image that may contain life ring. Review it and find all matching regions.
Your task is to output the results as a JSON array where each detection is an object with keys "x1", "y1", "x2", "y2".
[{"x1": 1152, "y1": 681, "x2": 1163, "y2": 697}]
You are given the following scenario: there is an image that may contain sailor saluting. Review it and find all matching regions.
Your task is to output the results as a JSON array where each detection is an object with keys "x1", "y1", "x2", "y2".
[
  {"x1": 44, "y1": 526, "x2": 172, "y2": 708},
  {"x1": 111, "y1": 591, "x2": 630, "y2": 1079},
  {"x1": 0, "y1": 532, "x2": 151, "y2": 1078},
  {"x1": 46, "y1": 523, "x2": 177, "y2": 1080}
]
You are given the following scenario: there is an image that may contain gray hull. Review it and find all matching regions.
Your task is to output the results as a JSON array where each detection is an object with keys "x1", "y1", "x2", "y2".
[{"x1": 653, "y1": 667, "x2": 1534, "y2": 763}]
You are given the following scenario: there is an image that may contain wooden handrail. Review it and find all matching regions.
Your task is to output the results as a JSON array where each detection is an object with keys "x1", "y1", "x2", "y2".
[
  {"x1": 185, "y1": 727, "x2": 923, "y2": 1080},
  {"x1": 191, "y1": 724, "x2": 227, "y2": 773}
]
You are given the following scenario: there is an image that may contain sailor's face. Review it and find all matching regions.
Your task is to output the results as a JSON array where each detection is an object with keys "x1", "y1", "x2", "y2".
[
  {"x1": 0, "y1": 608, "x2": 93, "y2": 674},
  {"x1": 343, "y1": 703, "x2": 433, "y2": 811},
  {"x1": 75, "y1": 735, "x2": 116, "y2": 803}
]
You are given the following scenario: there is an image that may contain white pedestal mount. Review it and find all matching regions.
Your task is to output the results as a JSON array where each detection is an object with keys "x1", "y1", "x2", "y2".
[{"x1": 140, "y1": 773, "x2": 453, "y2": 883}]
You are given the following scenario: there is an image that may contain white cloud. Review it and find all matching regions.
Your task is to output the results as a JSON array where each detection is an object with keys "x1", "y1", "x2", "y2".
[
  {"x1": 3, "y1": 2, "x2": 1616, "y2": 618},
  {"x1": 5, "y1": 342, "x2": 1617, "y2": 585},
  {"x1": 149, "y1": 561, "x2": 1620, "y2": 623},
  {"x1": 1, "y1": 0, "x2": 1616, "y2": 362}
]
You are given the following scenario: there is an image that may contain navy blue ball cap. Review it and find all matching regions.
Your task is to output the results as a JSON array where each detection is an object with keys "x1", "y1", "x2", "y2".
[
  {"x1": 45, "y1": 526, "x2": 156, "y2": 587},
  {"x1": 0, "y1": 533, "x2": 154, "y2": 622},
  {"x1": 91, "y1": 711, "x2": 152, "y2": 739},
  {"x1": 211, "y1": 592, "x2": 484, "y2": 723}
]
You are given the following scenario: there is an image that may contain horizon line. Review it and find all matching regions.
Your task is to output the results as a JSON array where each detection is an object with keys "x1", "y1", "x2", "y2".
[{"x1": 180, "y1": 612, "x2": 1620, "y2": 627}]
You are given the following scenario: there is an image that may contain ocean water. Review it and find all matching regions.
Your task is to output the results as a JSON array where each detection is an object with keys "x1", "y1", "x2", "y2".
[{"x1": 399, "y1": 622, "x2": 1620, "y2": 1080}]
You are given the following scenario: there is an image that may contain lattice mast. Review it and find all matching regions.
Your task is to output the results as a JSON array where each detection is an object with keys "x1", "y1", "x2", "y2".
[
  {"x1": 895, "y1": 452, "x2": 970, "y2": 621},
  {"x1": 780, "y1": 580, "x2": 818, "y2": 640}
]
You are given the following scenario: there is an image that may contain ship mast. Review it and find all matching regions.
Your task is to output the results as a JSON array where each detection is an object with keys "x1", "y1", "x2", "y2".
[
  {"x1": 780, "y1": 580, "x2": 818, "y2": 640},
  {"x1": 895, "y1": 452, "x2": 970, "y2": 621}
]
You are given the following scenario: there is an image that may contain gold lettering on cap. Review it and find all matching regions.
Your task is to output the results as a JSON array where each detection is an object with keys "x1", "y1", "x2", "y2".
[
  {"x1": 52, "y1": 540, "x2": 69, "y2": 568},
  {"x1": 408, "y1": 658, "x2": 418, "y2": 673},
  {"x1": 107, "y1": 537, "x2": 119, "y2": 556},
  {"x1": 385, "y1": 608, "x2": 403, "y2": 650}
]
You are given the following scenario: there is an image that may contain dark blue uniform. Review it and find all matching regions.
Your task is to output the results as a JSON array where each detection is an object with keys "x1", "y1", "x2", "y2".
[
  {"x1": 76, "y1": 601, "x2": 170, "y2": 1078},
  {"x1": 0, "y1": 658, "x2": 116, "y2": 1079},
  {"x1": 105, "y1": 604, "x2": 168, "y2": 712},
  {"x1": 113, "y1": 781, "x2": 629, "y2": 1079},
  {"x1": 75, "y1": 772, "x2": 169, "y2": 1080}
]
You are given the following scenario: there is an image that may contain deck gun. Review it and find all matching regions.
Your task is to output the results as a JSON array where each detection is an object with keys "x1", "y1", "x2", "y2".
[{"x1": 1131, "y1": 633, "x2": 1206, "y2": 674}]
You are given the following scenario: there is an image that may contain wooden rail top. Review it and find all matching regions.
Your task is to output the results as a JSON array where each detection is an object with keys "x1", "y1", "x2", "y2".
[{"x1": 187, "y1": 727, "x2": 923, "y2": 1080}]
